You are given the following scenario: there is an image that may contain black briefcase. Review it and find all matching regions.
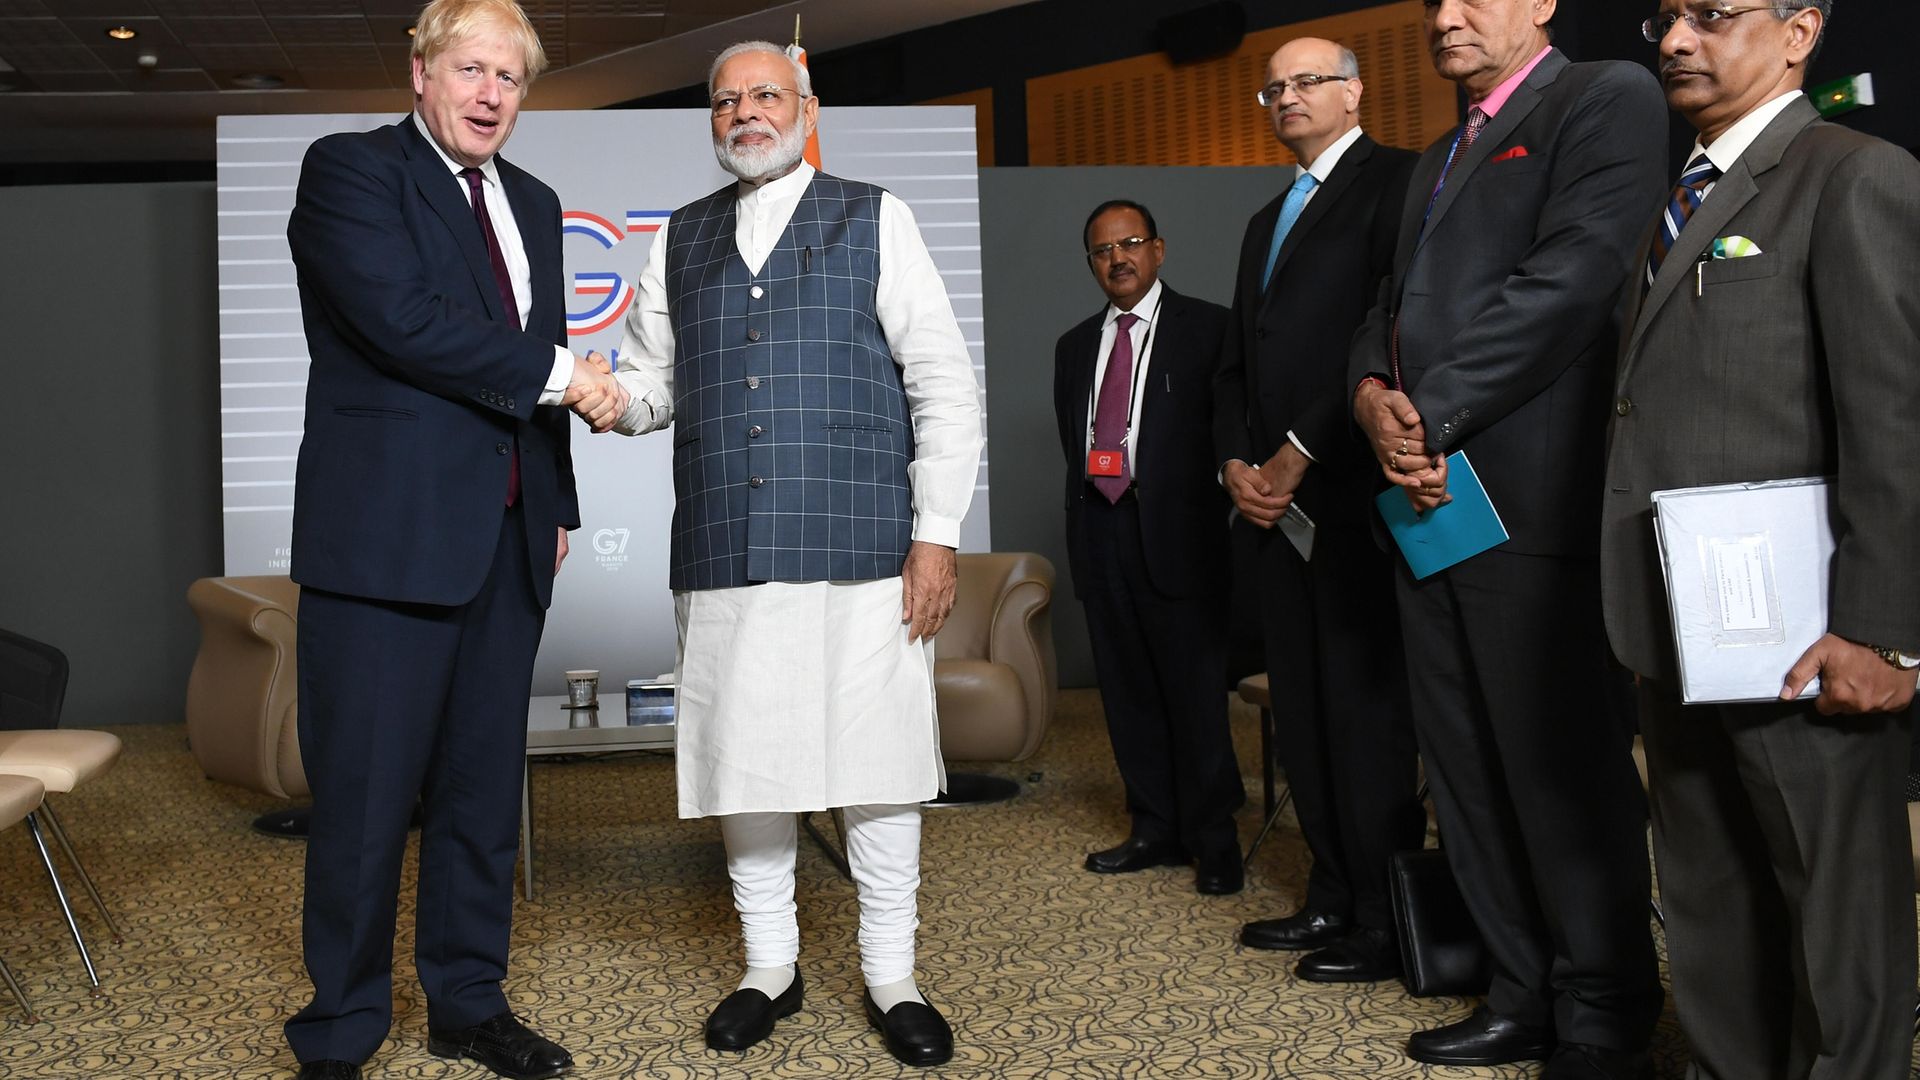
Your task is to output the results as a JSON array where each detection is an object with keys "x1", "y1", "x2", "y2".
[{"x1": 1388, "y1": 848, "x2": 1492, "y2": 997}]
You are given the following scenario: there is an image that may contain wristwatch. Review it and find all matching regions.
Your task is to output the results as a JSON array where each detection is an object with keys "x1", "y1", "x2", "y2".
[{"x1": 1865, "y1": 644, "x2": 1920, "y2": 671}]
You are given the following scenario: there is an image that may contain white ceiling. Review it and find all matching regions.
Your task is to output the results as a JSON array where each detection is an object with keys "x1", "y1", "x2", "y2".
[{"x1": 0, "y1": 0, "x2": 1036, "y2": 162}]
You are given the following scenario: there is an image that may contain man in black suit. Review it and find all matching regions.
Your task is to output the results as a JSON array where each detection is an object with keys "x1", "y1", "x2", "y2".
[
  {"x1": 1053, "y1": 201, "x2": 1243, "y2": 895},
  {"x1": 1346, "y1": 0, "x2": 1667, "y2": 1075},
  {"x1": 282, "y1": 1, "x2": 622, "y2": 1076},
  {"x1": 1214, "y1": 36, "x2": 1422, "y2": 984}
]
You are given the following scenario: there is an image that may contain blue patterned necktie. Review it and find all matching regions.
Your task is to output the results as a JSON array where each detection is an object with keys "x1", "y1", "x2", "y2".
[
  {"x1": 1260, "y1": 171, "x2": 1319, "y2": 290},
  {"x1": 1647, "y1": 154, "x2": 1720, "y2": 286}
]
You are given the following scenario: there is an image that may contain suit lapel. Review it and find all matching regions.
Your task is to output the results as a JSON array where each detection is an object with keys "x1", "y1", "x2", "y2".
[
  {"x1": 1263, "y1": 137, "x2": 1372, "y2": 308},
  {"x1": 498, "y1": 155, "x2": 555, "y2": 338},
  {"x1": 1620, "y1": 98, "x2": 1817, "y2": 374},
  {"x1": 1418, "y1": 50, "x2": 1565, "y2": 255},
  {"x1": 400, "y1": 118, "x2": 509, "y2": 325}
]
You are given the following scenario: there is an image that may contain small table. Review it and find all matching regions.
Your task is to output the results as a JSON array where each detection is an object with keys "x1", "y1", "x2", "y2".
[{"x1": 521, "y1": 694, "x2": 675, "y2": 900}]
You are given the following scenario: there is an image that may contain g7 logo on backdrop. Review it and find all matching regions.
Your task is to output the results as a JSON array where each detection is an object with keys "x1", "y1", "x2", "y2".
[
  {"x1": 592, "y1": 528, "x2": 631, "y2": 556},
  {"x1": 562, "y1": 209, "x2": 671, "y2": 336}
]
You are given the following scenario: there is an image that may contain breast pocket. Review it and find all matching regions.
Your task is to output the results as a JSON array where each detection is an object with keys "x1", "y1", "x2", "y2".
[{"x1": 1698, "y1": 252, "x2": 1778, "y2": 286}]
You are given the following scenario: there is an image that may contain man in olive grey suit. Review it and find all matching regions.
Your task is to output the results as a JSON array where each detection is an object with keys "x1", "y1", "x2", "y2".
[{"x1": 1602, "y1": 3, "x2": 1920, "y2": 1077}]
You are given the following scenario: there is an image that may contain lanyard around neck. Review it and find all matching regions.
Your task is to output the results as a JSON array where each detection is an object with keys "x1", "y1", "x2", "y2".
[{"x1": 1088, "y1": 291, "x2": 1164, "y2": 446}]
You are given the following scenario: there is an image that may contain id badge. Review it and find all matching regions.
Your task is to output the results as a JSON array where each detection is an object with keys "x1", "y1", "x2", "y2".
[{"x1": 1086, "y1": 448, "x2": 1124, "y2": 478}]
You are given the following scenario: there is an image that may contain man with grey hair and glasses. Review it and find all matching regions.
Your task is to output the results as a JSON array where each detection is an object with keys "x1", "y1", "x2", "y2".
[
  {"x1": 1216, "y1": 35, "x2": 1421, "y2": 984},
  {"x1": 602, "y1": 39, "x2": 980, "y2": 1068},
  {"x1": 1606, "y1": 2, "x2": 1920, "y2": 1076}
]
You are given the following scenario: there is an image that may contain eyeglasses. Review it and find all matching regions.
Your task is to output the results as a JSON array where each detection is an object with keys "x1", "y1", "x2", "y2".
[
  {"x1": 1641, "y1": 5, "x2": 1785, "y2": 41},
  {"x1": 710, "y1": 84, "x2": 806, "y2": 115},
  {"x1": 1087, "y1": 236, "x2": 1154, "y2": 262},
  {"x1": 1256, "y1": 73, "x2": 1351, "y2": 107}
]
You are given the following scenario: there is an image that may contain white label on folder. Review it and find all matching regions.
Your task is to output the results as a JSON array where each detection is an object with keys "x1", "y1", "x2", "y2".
[{"x1": 1709, "y1": 537, "x2": 1774, "y2": 632}]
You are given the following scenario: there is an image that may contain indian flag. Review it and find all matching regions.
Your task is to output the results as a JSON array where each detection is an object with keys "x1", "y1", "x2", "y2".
[{"x1": 786, "y1": 40, "x2": 823, "y2": 170}]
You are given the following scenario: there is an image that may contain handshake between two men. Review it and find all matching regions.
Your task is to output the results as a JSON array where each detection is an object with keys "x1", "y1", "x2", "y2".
[{"x1": 561, "y1": 350, "x2": 629, "y2": 433}]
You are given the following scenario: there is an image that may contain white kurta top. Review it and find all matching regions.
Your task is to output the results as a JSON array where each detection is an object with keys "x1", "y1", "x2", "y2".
[{"x1": 612, "y1": 163, "x2": 983, "y2": 818}]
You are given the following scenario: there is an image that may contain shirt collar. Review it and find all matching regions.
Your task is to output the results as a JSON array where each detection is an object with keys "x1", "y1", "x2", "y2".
[
  {"x1": 1105, "y1": 277, "x2": 1164, "y2": 327},
  {"x1": 738, "y1": 160, "x2": 815, "y2": 207},
  {"x1": 1694, "y1": 90, "x2": 1804, "y2": 174},
  {"x1": 1472, "y1": 44, "x2": 1555, "y2": 117},
  {"x1": 1299, "y1": 124, "x2": 1365, "y2": 183},
  {"x1": 413, "y1": 110, "x2": 500, "y2": 188}
]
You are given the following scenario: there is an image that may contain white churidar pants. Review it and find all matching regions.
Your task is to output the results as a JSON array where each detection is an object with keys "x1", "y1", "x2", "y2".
[{"x1": 721, "y1": 803, "x2": 924, "y2": 985}]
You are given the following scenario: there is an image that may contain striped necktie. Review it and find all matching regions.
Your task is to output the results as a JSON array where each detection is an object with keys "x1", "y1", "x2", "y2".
[{"x1": 1646, "y1": 155, "x2": 1720, "y2": 286}]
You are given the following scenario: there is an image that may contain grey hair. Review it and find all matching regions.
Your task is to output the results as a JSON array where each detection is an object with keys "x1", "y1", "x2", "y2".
[
  {"x1": 1774, "y1": 0, "x2": 1831, "y2": 62},
  {"x1": 708, "y1": 39, "x2": 812, "y2": 99},
  {"x1": 1332, "y1": 44, "x2": 1359, "y2": 80}
]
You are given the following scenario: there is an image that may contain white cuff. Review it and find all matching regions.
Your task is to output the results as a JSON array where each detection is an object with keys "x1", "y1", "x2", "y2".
[
  {"x1": 1286, "y1": 430, "x2": 1316, "y2": 463},
  {"x1": 910, "y1": 513, "x2": 962, "y2": 549},
  {"x1": 536, "y1": 346, "x2": 573, "y2": 407}
]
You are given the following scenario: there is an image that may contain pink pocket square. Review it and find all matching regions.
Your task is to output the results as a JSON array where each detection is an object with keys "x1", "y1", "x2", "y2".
[{"x1": 1491, "y1": 146, "x2": 1529, "y2": 162}]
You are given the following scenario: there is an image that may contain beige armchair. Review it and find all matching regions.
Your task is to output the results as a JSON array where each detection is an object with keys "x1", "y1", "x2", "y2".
[
  {"x1": 185, "y1": 576, "x2": 307, "y2": 803},
  {"x1": 931, "y1": 552, "x2": 1057, "y2": 803}
]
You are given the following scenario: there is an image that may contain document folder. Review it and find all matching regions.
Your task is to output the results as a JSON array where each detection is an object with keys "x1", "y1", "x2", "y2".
[
  {"x1": 1376, "y1": 451, "x2": 1508, "y2": 580},
  {"x1": 1650, "y1": 477, "x2": 1832, "y2": 704}
]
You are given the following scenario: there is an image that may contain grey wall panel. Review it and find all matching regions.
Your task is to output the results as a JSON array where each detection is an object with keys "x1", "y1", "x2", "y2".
[{"x1": 0, "y1": 182, "x2": 222, "y2": 727}]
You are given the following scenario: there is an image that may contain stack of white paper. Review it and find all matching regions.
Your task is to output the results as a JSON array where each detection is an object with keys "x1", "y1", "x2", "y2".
[{"x1": 1651, "y1": 477, "x2": 1832, "y2": 704}]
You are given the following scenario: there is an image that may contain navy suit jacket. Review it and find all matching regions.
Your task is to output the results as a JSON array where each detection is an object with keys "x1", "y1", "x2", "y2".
[
  {"x1": 1054, "y1": 284, "x2": 1231, "y2": 600},
  {"x1": 288, "y1": 117, "x2": 578, "y2": 608}
]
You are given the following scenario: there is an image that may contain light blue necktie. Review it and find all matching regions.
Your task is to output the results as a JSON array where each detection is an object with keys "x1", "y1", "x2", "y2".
[{"x1": 1260, "y1": 171, "x2": 1319, "y2": 290}]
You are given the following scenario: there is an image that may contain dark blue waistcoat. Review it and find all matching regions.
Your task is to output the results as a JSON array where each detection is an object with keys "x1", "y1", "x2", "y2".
[{"x1": 664, "y1": 172, "x2": 914, "y2": 591}]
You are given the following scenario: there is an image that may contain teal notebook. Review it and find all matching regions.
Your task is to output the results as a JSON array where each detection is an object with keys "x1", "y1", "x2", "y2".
[{"x1": 1375, "y1": 450, "x2": 1509, "y2": 579}]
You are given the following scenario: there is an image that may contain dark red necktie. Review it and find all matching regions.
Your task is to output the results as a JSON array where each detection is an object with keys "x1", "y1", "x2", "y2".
[
  {"x1": 1091, "y1": 312, "x2": 1139, "y2": 504},
  {"x1": 461, "y1": 167, "x2": 521, "y2": 506}
]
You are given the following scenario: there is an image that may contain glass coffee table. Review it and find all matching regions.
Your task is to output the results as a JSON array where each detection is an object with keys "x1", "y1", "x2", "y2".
[{"x1": 521, "y1": 694, "x2": 674, "y2": 900}]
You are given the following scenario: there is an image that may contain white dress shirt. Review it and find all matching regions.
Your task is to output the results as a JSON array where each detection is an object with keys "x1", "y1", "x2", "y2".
[
  {"x1": 1084, "y1": 277, "x2": 1164, "y2": 465},
  {"x1": 1692, "y1": 90, "x2": 1804, "y2": 200},
  {"x1": 411, "y1": 112, "x2": 573, "y2": 405},
  {"x1": 612, "y1": 162, "x2": 982, "y2": 548}
]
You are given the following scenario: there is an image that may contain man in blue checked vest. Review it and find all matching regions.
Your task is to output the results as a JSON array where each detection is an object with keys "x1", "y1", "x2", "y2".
[{"x1": 604, "y1": 39, "x2": 981, "y2": 1068}]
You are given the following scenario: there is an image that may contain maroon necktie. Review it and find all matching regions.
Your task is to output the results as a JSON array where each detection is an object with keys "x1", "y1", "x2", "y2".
[
  {"x1": 461, "y1": 167, "x2": 521, "y2": 506},
  {"x1": 1091, "y1": 312, "x2": 1140, "y2": 504}
]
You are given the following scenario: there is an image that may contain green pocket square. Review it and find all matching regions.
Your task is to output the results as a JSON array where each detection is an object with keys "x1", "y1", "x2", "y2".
[{"x1": 1710, "y1": 235, "x2": 1762, "y2": 259}]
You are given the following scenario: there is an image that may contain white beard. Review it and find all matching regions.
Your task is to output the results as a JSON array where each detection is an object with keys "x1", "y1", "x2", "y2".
[{"x1": 714, "y1": 120, "x2": 806, "y2": 183}]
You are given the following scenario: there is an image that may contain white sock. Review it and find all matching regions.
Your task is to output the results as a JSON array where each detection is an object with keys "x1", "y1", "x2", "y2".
[
  {"x1": 867, "y1": 976, "x2": 924, "y2": 1011},
  {"x1": 738, "y1": 963, "x2": 795, "y2": 998}
]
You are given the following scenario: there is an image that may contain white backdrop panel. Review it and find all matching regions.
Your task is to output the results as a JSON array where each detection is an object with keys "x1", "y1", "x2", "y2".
[{"x1": 215, "y1": 106, "x2": 990, "y2": 694}]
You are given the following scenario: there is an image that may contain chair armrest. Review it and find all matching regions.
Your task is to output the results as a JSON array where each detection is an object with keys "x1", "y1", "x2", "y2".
[
  {"x1": 184, "y1": 576, "x2": 306, "y2": 799},
  {"x1": 985, "y1": 557, "x2": 1057, "y2": 763}
]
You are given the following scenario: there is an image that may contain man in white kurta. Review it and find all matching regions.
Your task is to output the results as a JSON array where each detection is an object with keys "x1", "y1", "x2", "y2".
[{"x1": 603, "y1": 41, "x2": 980, "y2": 1068}]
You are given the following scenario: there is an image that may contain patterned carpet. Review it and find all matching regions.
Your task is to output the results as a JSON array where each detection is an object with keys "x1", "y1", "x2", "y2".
[{"x1": 0, "y1": 690, "x2": 1906, "y2": 1079}]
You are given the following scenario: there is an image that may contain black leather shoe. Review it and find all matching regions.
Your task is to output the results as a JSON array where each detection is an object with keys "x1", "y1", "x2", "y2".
[
  {"x1": 704, "y1": 970, "x2": 804, "y2": 1051},
  {"x1": 294, "y1": 1063, "x2": 360, "y2": 1080},
  {"x1": 427, "y1": 1011, "x2": 573, "y2": 1079},
  {"x1": 864, "y1": 991, "x2": 952, "y2": 1060},
  {"x1": 1240, "y1": 910, "x2": 1350, "y2": 951},
  {"x1": 1084, "y1": 837, "x2": 1186, "y2": 874},
  {"x1": 863, "y1": 991, "x2": 953, "y2": 1067},
  {"x1": 1406, "y1": 1005, "x2": 1553, "y2": 1066},
  {"x1": 1544, "y1": 1042, "x2": 1653, "y2": 1080},
  {"x1": 1194, "y1": 853, "x2": 1244, "y2": 895},
  {"x1": 1295, "y1": 926, "x2": 1401, "y2": 983}
]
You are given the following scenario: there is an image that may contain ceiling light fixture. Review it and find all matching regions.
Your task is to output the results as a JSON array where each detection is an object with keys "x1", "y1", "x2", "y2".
[
  {"x1": 406, "y1": 25, "x2": 417, "y2": 37},
  {"x1": 106, "y1": 26, "x2": 137, "y2": 40},
  {"x1": 231, "y1": 72, "x2": 285, "y2": 89}
]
